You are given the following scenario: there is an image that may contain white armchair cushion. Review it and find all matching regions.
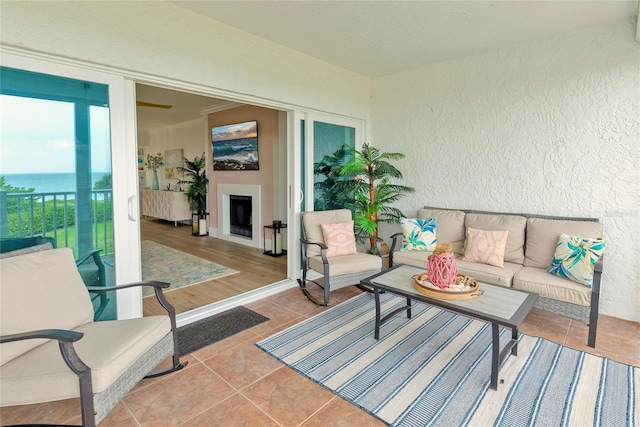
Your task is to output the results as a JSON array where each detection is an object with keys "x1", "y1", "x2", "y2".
[
  {"x1": 308, "y1": 253, "x2": 381, "y2": 276},
  {"x1": 0, "y1": 316, "x2": 171, "y2": 406},
  {"x1": 0, "y1": 248, "x2": 94, "y2": 365}
]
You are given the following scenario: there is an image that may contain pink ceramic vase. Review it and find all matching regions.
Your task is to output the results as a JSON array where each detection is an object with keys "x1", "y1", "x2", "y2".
[{"x1": 427, "y1": 253, "x2": 458, "y2": 289}]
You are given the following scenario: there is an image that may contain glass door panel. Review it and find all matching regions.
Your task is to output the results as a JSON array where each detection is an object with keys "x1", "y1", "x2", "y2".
[
  {"x1": 312, "y1": 121, "x2": 355, "y2": 211},
  {"x1": 0, "y1": 66, "x2": 116, "y2": 320},
  {"x1": 301, "y1": 115, "x2": 360, "y2": 213}
]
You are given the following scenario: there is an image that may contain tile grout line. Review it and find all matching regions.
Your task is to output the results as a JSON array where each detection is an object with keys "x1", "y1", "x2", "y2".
[
  {"x1": 175, "y1": 364, "x2": 244, "y2": 426},
  {"x1": 121, "y1": 400, "x2": 143, "y2": 427},
  {"x1": 296, "y1": 395, "x2": 339, "y2": 427},
  {"x1": 563, "y1": 319, "x2": 572, "y2": 346},
  {"x1": 236, "y1": 388, "x2": 286, "y2": 427},
  {"x1": 199, "y1": 358, "x2": 288, "y2": 426}
]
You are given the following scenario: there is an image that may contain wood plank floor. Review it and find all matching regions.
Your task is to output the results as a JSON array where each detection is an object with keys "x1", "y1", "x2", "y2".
[{"x1": 141, "y1": 218, "x2": 287, "y2": 316}]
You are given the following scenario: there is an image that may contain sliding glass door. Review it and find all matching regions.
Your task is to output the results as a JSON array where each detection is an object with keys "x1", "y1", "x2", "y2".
[
  {"x1": 301, "y1": 114, "x2": 362, "y2": 213},
  {"x1": 0, "y1": 67, "x2": 116, "y2": 319},
  {"x1": 0, "y1": 53, "x2": 142, "y2": 320}
]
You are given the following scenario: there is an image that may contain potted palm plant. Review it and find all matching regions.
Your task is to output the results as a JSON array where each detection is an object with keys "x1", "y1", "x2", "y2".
[
  {"x1": 179, "y1": 153, "x2": 209, "y2": 235},
  {"x1": 338, "y1": 143, "x2": 415, "y2": 252}
]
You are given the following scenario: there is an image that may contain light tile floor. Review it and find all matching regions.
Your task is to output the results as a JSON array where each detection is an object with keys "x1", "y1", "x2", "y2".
[{"x1": 2, "y1": 285, "x2": 638, "y2": 426}]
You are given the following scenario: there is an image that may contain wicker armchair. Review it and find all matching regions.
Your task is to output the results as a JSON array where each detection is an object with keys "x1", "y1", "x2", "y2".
[
  {"x1": 299, "y1": 209, "x2": 387, "y2": 306},
  {"x1": 0, "y1": 248, "x2": 186, "y2": 426}
]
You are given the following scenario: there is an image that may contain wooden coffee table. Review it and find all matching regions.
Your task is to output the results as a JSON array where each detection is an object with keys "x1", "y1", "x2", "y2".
[{"x1": 361, "y1": 264, "x2": 538, "y2": 390}]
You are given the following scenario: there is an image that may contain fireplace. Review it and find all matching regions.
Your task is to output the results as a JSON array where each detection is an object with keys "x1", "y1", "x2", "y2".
[
  {"x1": 216, "y1": 183, "x2": 261, "y2": 248},
  {"x1": 229, "y1": 195, "x2": 252, "y2": 238}
]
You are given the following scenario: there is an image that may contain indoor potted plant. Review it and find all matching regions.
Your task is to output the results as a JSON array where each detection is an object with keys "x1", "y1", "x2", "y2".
[
  {"x1": 338, "y1": 143, "x2": 415, "y2": 252},
  {"x1": 145, "y1": 152, "x2": 164, "y2": 190},
  {"x1": 179, "y1": 153, "x2": 209, "y2": 235}
]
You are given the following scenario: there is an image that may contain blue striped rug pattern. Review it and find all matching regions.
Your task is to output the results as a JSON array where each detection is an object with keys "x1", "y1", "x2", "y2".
[{"x1": 257, "y1": 293, "x2": 639, "y2": 426}]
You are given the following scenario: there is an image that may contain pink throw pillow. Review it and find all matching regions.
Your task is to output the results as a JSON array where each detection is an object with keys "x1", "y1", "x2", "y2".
[
  {"x1": 462, "y1": 227, "x2": 509, "y2": 267},
  {"x1": 320, "y1": 221, "x2": 357, "y2": 257}
]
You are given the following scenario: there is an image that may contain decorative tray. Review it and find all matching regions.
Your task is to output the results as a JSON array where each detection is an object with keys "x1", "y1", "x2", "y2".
[{"x1": 413, "y1": 273, "x2": 482, "y2": 300}]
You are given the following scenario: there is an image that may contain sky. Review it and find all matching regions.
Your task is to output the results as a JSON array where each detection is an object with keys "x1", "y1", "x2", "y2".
[
  {"x1": 0, "y1": 94, "x2": 112, "y2": 174},
  {"x1": 211, "y1": 120, "x2": 257, "y2": 142}
]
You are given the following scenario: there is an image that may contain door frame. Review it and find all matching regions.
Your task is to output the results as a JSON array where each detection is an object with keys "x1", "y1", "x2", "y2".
[{"x1": 1, "y1": 46, "x2": 368, "y2": 323}]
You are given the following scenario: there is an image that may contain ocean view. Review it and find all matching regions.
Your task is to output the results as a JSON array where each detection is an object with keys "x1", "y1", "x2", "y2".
[{"x1": 2, "y1": 172, "x2": 111, "y2": 193}]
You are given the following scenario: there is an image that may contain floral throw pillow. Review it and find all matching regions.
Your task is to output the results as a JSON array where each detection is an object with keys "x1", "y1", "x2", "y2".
[
  {"x1": 320, "y1": 221, "x2": 357, "y2": 257},
  {"x1": 401, "y1": 218, "x2": 437, "y2": 251},
  {"x1": 547, "y1": 233, "x2": 606, "y2": 288},
  {"x1": 461, "y1": 228, "x2": 509, "y2": 267}
]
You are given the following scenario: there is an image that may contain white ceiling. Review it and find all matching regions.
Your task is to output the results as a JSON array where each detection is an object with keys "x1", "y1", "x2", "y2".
[
  {"x1": 138, "y1": 1, "x2": 638, "y2": 130},
  {"x1": 173, "y1": 0, "x2": 638, "y2": 78},
  {"x1": 136, "y1": 84, "x2": 239, "y2": 132}
]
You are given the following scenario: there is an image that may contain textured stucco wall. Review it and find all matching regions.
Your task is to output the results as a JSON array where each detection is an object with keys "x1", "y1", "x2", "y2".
[
  {"x1": 372, "y1": 21, "x2": 640, "y2": 321},
  {"x1": 0, "y1": 1, "x2": 371, "y2": 119}
]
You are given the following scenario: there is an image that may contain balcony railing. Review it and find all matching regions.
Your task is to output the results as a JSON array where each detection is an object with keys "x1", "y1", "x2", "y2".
[{"x1": 0, "y1": 189, "x2": 113, "y2": 257}]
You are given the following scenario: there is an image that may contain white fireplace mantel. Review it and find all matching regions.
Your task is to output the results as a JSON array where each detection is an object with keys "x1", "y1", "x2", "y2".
[{"x1": 215, "y1": 183, "x2": 261, "y2": 248}]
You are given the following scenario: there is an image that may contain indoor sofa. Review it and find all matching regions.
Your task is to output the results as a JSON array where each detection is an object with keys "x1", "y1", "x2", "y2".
[{"x1": 389, "y1": 207, "x2": 605, "y2": 347}]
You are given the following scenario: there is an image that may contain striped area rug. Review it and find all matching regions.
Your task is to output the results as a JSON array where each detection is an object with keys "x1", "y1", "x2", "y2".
[{"x1": 257, "y1": 293, "x2": 639, "y2": 426}]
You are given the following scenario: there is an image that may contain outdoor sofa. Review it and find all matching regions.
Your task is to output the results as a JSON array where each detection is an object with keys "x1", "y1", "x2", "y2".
[{"x1": 389, "y1": 207, "x2": 605, "y2": 347}]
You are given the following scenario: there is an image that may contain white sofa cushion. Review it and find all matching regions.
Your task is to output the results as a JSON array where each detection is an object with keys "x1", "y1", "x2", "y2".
[
  {"x1": 393, "y1": 248, "x2": 431, "y2": 269},
  {"x1": 464, "y1": 213, "x2": 527, "y2": 264},
  {"x1": 0, "y1": 316, "x2": 171, "y2": 406},
  {"x1": 391, "y1": 251, "x2": 519, "y2": 288},
  {"x1": 417, "y1": 208, "x2": 465, "y2": 256},
  {"x1": 513, "y1": 266, "x2": 591, "y2": 307},
  {"x1": 524, "y1": 218, "x2": 603, "y2": 269},
  {"x1": 455, "y1": 259, "x2": 521, "y2": 288},
  {"x1": 0, "y1": 248, "x2": 94, "y2": 365}
]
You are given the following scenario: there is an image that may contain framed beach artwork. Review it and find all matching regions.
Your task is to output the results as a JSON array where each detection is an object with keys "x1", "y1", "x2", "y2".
[
  {"x1": 212, "y1": 120, "x2": 259, "y2": 171},
  {"x1": 164, "y1": 149, "x2": 184, "y2": 179}
]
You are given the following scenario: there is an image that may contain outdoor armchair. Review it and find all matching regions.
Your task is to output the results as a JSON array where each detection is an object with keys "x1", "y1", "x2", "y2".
[
  {"x1": 0, "y1": 248, "x2": 186, "y2": 426},
  {"x1": 299, "y1": 209, "x2": 387, "y2": 305}
]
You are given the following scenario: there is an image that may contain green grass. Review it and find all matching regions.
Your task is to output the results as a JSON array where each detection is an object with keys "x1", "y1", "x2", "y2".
[{"x1": 53, "y1": 220, "x2": 114, "y2": 257}]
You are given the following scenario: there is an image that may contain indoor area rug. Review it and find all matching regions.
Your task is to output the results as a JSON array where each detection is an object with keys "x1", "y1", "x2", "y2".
[
  {"x1": 177, "y1": 306, "x2": 269, "y2": 356},
  {"x1": 257, "y1": 293, "x2": 639, "y2": 426},
  {"x1": 141, "y1": 240, "x2": 238, "y2": 297}
]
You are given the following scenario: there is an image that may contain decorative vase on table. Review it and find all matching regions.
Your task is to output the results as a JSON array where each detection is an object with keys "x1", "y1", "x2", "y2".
[
  {"x1": 427, "y1": 242, "x2": 458, "y2": 289},
  {"x1": 152, "y1": 170, "x2": 159, "y2": 190}
]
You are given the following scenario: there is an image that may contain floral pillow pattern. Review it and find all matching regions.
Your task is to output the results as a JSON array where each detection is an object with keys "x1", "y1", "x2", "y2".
[
  {"x1": 547, "y1": 233, "x2": 606, "y2": 288},
  {"x1": 401, "y1": 218, "x2": 437, "y2": 251}
]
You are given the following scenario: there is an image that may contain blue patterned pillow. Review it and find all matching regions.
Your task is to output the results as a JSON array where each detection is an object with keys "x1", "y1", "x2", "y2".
[
  {"x1": 400, "y1": 218, "x2": 437, "y2": 251},
  {"x1": 547, "y1": 233, "x2": 606, "y2": 288}
]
